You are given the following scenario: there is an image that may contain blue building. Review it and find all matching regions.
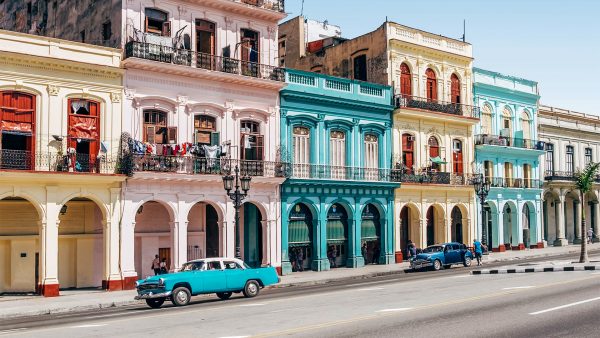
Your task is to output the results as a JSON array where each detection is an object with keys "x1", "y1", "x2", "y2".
[
  {"x1": 280, "y1": 70, "x2": 398, "y2": 274},
  {"x1": 473, "y1": 68, "x2": 544, "y2": 251}
]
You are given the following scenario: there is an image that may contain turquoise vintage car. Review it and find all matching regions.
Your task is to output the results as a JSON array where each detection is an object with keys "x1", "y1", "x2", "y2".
[
  {"x1": 409, "y1": 242, "x2": 473, "y2": 271},
  {"x1": 135, "y1": 257, "x2": 280, "y2": 308}
]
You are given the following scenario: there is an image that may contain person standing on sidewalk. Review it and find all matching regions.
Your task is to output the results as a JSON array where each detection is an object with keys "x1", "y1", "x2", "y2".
[
  {"x1": 473, "y1": 239, "x2": 483, "y2": 266},
  {"x1": 588, "y1": 227, "x2": 594, "y2": 244},
  {"x1": 151, "y1": 255, "x2": 160, "y2": 275}
]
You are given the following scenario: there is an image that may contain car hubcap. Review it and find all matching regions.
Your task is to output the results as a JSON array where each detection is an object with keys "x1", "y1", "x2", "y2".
[
  {"x1": 177, "y1": 291, "x2": 188, "y2": 303},
  {"x1": 249, "y1": 284, "x2": 257, "y2": 294}
]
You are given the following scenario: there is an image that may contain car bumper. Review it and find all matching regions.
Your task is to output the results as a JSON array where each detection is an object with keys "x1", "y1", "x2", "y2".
[
  {"x1": 410, "y1": 260, "x2": 433, "y2": 269},
  {"x1": 135, "y1": 290, "x2": 172, "y2": 300}
]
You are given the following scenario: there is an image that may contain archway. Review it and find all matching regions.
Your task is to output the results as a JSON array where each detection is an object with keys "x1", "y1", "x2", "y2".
[
  {"x1": 361, "y1": 204, "x2": 382, "y2": 265},
  {"x1": 0, "y1": 197, "x2": 40, "y2": 294},
  {"x1": 241, "y1": 202, "x2": 263, "y2": 268},
  {"x1": 482, "y1": 201, "x2": 498, "y2": 249},
  {"x1": 327, "y1": 203, "x2": 349, "y2": 268},
  {"x1": 522, "y1": 203, "x2": 531, "y2": 248},
  {"x1": 426, "y1": 205, "x2": 444, "y2": 246},
  {"x1": 58, "y1": 198, "x2": 104, "y2": 289},
  {"x1": 400, "y1": 203, "x2": 421, "y2": 251},
  {"x1": 564, "y1": 191, "x2": 579, "y2": 243},
  {"x1": 288, "y1": 203, "x2": 314, "y2": 272},
  {"x1": 187, "y1": 202, "x2": 221, "y2": 261},
  {"x1": 450, "y1": 206, "x2": 463, "y2": 244},
  {"x1": 543, "y1": 191, "x2": 558, "y2": 244},
  {"x1": 502, "y1": 202, "x2": 518, "y2": 249},
  {"x1": 134, "y1": 201, "x2": 173, "y2": 279}
]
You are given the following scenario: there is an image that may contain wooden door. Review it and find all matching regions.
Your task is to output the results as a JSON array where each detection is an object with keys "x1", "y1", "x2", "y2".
[
  {"x1": 400, "y1": 63, "x2": 412, "y2": 97},
  {"x1": 159, "y1": 248, "x2": 171, "y2": 271},
  {"x1": 451, "y1": 74, "x2": 460, "y2": 104},
  {"x1": 426, "y1": 69, "x2": 437, "y2": 101},
  {"x1": 67, "y1": 99, "x2": 100, "y2": 171}
]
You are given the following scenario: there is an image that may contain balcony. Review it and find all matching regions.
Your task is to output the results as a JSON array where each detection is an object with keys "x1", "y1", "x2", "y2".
[
  {"x1": 394, "y1": 95, "x2": 480, "y2": 119},
  {"x1": 288, "y1": 163, "x2": 399, "y2": 182},
  {"x1": 475, "y1": 134, "x2": 545, "y2": 150},
  {"x1": 0, "y1": 149, "x2": 117, "y2": 174},
  {"x1": 237, "y1": 0, "x2": 285, "y2": 12},
  {"x1": 489, "y1": 177, "x2": 542, "y2": 189},
  {"x1": 129, "y1": 155, "x2": 287, "y2": 178},
  {"x1": 393, "y1": 170, "x2": 473, "y2": 185},
  {"x1": 124, "y1": 41, "x2": 286, "y2": 82},
  {"x1": 544, "y1": 171, "x2": 577, "y2": 182}
]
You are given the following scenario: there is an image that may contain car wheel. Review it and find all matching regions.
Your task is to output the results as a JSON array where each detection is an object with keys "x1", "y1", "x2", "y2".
[
  {"x1": 243, "y1": 280, "x2": 260, "y2": 298},
  {"x1": 171, "y1": 287, "x2": 191, "y2": 306},
  {"x1": 463, "y1": 256, "x2": 472, "y2": 267},
  {"x1": 145, "y1": 298, "x2": 165, "y2": 309},
  {"x1": 216, "y1": 292, "x2": 232, "y2": 300},
  {"x1": 432, "y1": 259, "x2": 442, "y2": 271}
]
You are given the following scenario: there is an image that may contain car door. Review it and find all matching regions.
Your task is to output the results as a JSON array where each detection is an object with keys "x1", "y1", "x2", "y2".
[
  {"x1": 201, "y1": 260, "x2": 226, "y2": 293},
  {"x1": 223, "y1": 261, "x2": 247, "y2": 291},
  {"x1": 188, "y1": 261, "x2": 205, "y2": 293},
  {"x1": 447, "y1": 244, "x2": 461, "y2": 264}
]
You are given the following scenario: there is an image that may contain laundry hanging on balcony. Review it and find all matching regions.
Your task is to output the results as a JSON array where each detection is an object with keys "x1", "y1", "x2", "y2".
[{"x1": 430, "y1": 156, "x2": 447, "y2": 165}]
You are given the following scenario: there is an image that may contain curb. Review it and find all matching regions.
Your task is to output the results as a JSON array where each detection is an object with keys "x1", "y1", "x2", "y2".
[
  {"x1": 0, "y1": 298, "x2": 140, "y2": 320},
  {"x1": 271, "y1": 266, "x2": 411, "y2": 289},
  {"x1": 471, "y1": 265, "x2": 600, "y2": 275}
]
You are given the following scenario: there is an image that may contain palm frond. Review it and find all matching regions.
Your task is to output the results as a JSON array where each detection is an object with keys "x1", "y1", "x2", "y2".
[{"x1": 574, "y1": 162, "x2": 600, "y2": 193}]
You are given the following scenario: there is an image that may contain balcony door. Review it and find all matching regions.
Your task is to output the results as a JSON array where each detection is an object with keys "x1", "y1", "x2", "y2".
[
  {"x1": 240, "y1": 121, "x2": 263, "y2": 161},
  {"x1": 68, "y1": 99, "x2": 100, "y2": 172},
  {"x1": 425, "y1": 68, "x2": 437, "y2": 102},
  {"x1": 293, "y1": 126, "x2": 310, "y2": 178},
  {"x1": 450, "y1": 74, "x2": 461, "y2": 104},
  {"x1": 240, "y1": 29, "x2": 259, "y2": 77},
  {"x1": 428, "y1": 136, "x2": 441, "y2": 171},
  {"x1": 364, "y1": 134, "x2": 378, "y2": 180},
  {"x1": 400, "y1": 63, "x2": 412, "y2": 97},
  {"x1": 0, "y1": 91, "x2": 35, "y2": 170},
  {"x1": 452, "y1": 139, "x2": 463, "y2": 174},
  {"x1": 330, "y1": 130, "x2": 346, "y2": 179},
  {"x1": 196, "y1": 20, "x2": 215, "y2": 70},
  {"x1": 402, "y1": 133, "x2": 414, "y2": 174}
]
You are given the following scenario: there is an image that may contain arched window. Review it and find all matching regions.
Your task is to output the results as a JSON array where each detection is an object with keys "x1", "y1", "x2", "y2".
[
  {"x1": 520, "y1": 110, "x2": 531, "y2": 140},
  {"x1": 402, "y1": 133, "x2": 415, "y2": 173},
  {"x1": 481, "y1": 104, "x2": 493, "y2": 134},
  {"x1": 502, "y1": 107, "x2": 513, "y2": 138},
  {"x1": 450, "y1": 73, "x2": 461, "y2": 104},
  {"x1": 0, "y1": 91, "x2": 36, "y2": 170},
  {"x1": 364, "y1": 134, "x2": 378, "y2": 169},
  {"x1": 452, "y1": 139, "x2": 463, "y2": 174},
  {"x1": 293, "y1": 127, "x2": 310, "y2": 178},
  {"x1": 330, "y1": 130, "x2": 346, "y2": 179},
  {"x1": 428, "y1": 136, "x2": 441, "y2": 171},
  {"x1": 425, "y1": 68, "x2": 437, "y2": 102},
  {"x1": 400, "y1": 63, "x2": 412, "y2": 97}
]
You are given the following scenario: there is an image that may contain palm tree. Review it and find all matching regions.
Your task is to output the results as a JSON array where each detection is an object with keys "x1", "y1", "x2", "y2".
[{"x1": 574, "y1": 162, "x2": 600, "y2": 263}]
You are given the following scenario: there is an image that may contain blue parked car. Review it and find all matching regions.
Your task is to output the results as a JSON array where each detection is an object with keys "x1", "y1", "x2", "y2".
[
  {"x1": 135, "y1": 258, "x2": 280, "y2": 308},
  {"x1": 409, "y1": 242, "x2": 473, "y2": 271}
]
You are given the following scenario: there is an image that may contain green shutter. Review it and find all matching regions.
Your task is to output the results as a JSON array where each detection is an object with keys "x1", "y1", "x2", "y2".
[
  {"x1": 210, "y1": 132, "x2": 220, "y2": 146},
  {"x1": 327, "y1": 219, "x2": 347, "y2": 243},
  {"x1": 361, "y1": 219, "x2": 380, "y2": 240},
  {"x1": 288, "y1": 220, "x2": 311, "y2": 247}
]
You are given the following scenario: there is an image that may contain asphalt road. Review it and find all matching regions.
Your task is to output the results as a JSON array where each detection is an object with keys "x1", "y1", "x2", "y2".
[{"x1": 2, "y1": 253, "x2": 600, "y2": 337}]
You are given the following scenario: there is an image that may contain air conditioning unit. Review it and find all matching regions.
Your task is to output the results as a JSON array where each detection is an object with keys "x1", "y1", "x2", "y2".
[{"x1": 408, "y1": 136, "x2": 415, "y2": 141}]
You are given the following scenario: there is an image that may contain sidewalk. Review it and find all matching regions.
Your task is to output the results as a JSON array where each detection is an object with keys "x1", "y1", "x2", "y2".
[{"x1": 1, "y1": 243, "x2": 599, "y2": 320}]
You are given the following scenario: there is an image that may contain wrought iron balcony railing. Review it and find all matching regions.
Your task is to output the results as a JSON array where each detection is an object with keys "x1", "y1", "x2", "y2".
[
  {"x1": 131, "y1": 155, "x2": 288, "y2": 178},
  {"x1": 394, "y1": 94, "x2": 480, "y2": 118},
  {"x1": 475, "y1": 134, "x2": 545, "y2": 150},
  {"x1": 544, "y1": 170, "x2": 577, "y2": 181},
  {"x1": 392, "y1": 171, "x2": 474, "y2": 185},
  {"x1": 489, "y1": 177, "x2": 543, "y2": 189},
  {"x1": 0, "y1": 149, "x2": 117, "y2": 174},
  {"x1": 125, "y1": 41, "x2": 286, "y2": 82},
  {"x1": 237, "y1": 0, "x2": 285, "y2": 12},
  {"x1": 289, "y1": 163, "x2": 399, "y2": 182}
]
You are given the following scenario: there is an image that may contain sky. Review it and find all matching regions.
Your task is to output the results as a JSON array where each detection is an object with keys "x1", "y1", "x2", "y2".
[{"x1": 281, "y1": 0, "x2": 600, "y2": 115}]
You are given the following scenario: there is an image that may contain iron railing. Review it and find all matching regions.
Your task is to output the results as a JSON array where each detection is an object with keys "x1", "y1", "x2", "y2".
[
  {"x1": 0, "y1": 149, "x2": 117, "y2": 174},
  {"x1": 392, "y1": 171, "x2": 474, "y2": 185},
  {"x1": 394, "y1": 94, "x2": 480, "y2": 118},
  {"x1": 238, "y1": 0, "x2": 285, "y2": 12},
  {"x1": 288, "y1": 163, "x2": 398, "y2": 182},
  {"x1": 131, "y1": 155, "x2": 288, "y2": 178},
  {"x1": 544, "y1": 170, "x2": 576, "y2": 181},
  {"x1": 475, "y1": 134, "x2": 544, "y2": 150},
  {"x1": 489, "y1": 177, "x2": 543, "y2": 189},
  {"x1": 125, "y1": 41, "x2": 286, "y2": 82}
]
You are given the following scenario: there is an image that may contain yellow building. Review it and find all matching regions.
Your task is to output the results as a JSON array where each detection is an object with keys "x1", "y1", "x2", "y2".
[{"x1": 0, "y1": 30, "x2": 125, "y2": 296}]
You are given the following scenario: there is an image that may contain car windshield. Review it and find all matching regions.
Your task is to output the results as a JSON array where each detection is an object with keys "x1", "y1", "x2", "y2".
[
  {"x1": 181, "y1": 261, "x2": 205, "y2": 271},
  {"x1": 423, "y1": 245, "x2": 443, "y2": 253}
]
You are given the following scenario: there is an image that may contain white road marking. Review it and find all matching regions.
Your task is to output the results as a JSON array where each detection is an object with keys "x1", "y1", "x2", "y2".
[
  {"x1": 0, "y1": 328, "x2": 28, "y2": 335},
  {"x1": 219, "y1": 336, "x2": 249, "y2": 338},
  {"x1": 448, "y1": 274, "x2": 471, "y2": 278},
  {"x1": 70, "y1": 324, "x2": 107, "y2": 329},
  {"x1": 529, "y1": 296, "x2": 600, "y2": 315},
  {"x1": 238, "y1": 303, "x2": 266, "y2": 307},
  {"x1": 591, "y1": 272, "x2": 600, "y2": 275},
  {"x1": 356, "y1": 287, "x2": 384, "y2": 291},
  {"x1": 376, "y1": 308, "x2": 412, "y2": 313},
  {"x1": 503, "y1": 286, "x2": 535, "y2": 290}
]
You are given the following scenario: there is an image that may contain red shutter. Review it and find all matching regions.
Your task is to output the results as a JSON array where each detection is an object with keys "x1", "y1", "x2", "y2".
[
  {"x1": 145, "y1": 126, "x2": 156, "y2": 144},
  {"x1": 451, "y1": 74, "x2": 460, "y2": 104},
  {"x1": 426, "y1": 69, "x2": 437, "y2": 102},
  {"x1": 167, "y1": 127, "x2": 177, "y2": 144},
  {"x1": 256, "y1": 135, "x2": 264, "y2": 161},
  {"x1": 400, "y1": 63, "x2": 412, "y2": 97}
]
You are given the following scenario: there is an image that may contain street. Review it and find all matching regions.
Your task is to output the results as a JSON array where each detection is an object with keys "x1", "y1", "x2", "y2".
[{"x1": 1, "y1": 253, "x2": 599, "y2": 337}]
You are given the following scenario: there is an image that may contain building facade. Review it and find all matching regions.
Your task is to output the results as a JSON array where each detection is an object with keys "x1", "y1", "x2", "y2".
[
  {"x1": 539, "y1": 105, "x2": 600, "y2": 245},
  {"x1": 473, "y1": 68, "x2": 544, "y2": 251},
  {"x1": 0, "y1": 30, "x2": 125, "y2": 296},
  {"x1": 280, "y1": 70, "x2": 397, "y2": 274}
]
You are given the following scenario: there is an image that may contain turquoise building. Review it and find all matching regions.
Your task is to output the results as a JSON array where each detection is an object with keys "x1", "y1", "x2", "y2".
[
  {"x1": 280, "y1": 70, "x2": 398, "y2": 274},
  {"x1": 473, "y1": 68, "x2": 544, "y2": 251}
]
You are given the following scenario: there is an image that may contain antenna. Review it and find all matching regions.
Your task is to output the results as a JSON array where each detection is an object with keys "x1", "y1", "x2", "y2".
[
  {"x1": 462, "y1": 19, "x2": 466, "y2": 42},
  {"x1": 301, "y1": 0, "x2": 305, "y2": 17}
]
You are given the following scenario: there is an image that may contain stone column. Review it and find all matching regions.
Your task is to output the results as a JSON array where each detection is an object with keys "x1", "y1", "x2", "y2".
[
  {"x1": 169, "y1": 221, "x2": 179, "y2": 271},
  {"x1": 573, "y1": 200, "x2": 582, "y2": 244},
  {"x1": 554, "y1": 195, "x2": 568, "y2": 246}
]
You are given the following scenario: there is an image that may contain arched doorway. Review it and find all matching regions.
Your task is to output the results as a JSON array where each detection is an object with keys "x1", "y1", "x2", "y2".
[
  {"x1": 564, "y1": 191, "x2": 579, "y2": 243},
  {"x1": 483, "y1": 202, "x2": 495, "y2": 248},
  {"x1": 400, "y1": 204, "x2": 421, "y2": 251},
  {"x1": 0, "y1": 197, "x2": 40, "y2": 294},
  {"x1": 503, "y1": 202, "x2": 517, "y2": 249},
  {"x1": 361, "y1": 204, "x2": 381, "y2": 265},
  {"x1": 426, "y1": 205, "x2": 445, "y2": 246},
  {"x1": 288, "y1": 203, "x2": 313, "y2": 272},
  {"x1": 187, "y1": 202, "x2": 220, "y2": 261},
  {"x1": 522, "y1": 204, "x2": 531, "y2": 248},
  {"x1": 241, "y1": 202, "x2": 263, "y2": 268},
  {"x1": 327, "y1": 203, "x2": 349, "y2": 268},
  {"x1": 451, "y1": 206, "x2": 463, "y2": 244},
  {"x1": 134, "y1": 201, "x2": 173, "y2": 279},
  {"x1": 58, "y1": 198, "x2": 104, "y2": 289}
]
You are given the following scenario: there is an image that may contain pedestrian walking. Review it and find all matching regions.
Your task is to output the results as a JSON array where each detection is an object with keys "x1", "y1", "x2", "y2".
[
  {"x1": 361, "y1": 243, "x2": 368, "y2": 263},
  {"x1": 372, "y1": 245, "x2": 380, "y2": 264},
  {"x1": 588, "y1": 227, "x2": 594, "y2": 244},
  {"x1": 151, "y1": 254, "x2": 160, "y2": 275},
  {"x1": 473, "y1": 239, "x2": 483, "y2": 266},
  {"x1": 290, "y1": 248, "x2": 297, "y2": 272},
  {"x1": 159, "y1": 258, "x2": 168, "y2": 274}
]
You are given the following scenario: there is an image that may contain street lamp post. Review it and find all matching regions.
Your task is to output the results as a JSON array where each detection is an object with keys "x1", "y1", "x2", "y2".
[
  {"x1": 222, "y1": 165, "x2": 251, "y2": 259},
  {"x1": 473, "y1": 173, "x2": 491, "y2": 246}
]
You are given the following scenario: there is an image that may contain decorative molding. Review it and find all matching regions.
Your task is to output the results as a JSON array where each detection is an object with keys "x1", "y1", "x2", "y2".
[
  {"x1": 177, "y1": 95, "x2": 188, "y2": 106},
  {"x1": 317, "y1": 113, "x2": 325, "y2": 121},
  {"x1": 110, "y1": 92, "x2": 122, "y2": 103},
  {"x1": 125, "y1": 88, "x2": 136, "y2": 100},
  {"x1": 47, "y1": 85, "x2": 59, "y2": 96}
]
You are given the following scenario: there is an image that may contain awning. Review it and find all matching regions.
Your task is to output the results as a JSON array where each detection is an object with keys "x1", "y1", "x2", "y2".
[
  {"x1": 430, "y1": 156, "x2": 447, "y2": 164},
  {"x1": 361, "y1": 219, "x2": 380, "y2": 240},
  {"x1": 327, "y1": 219, "x2": 347, "y2": 243},
  {"x1": 1, "y1": 121, "x2": 32, "y2": 135},
  {"x1": 288, "y1": 220, "x2": 311, "y2": 247}
]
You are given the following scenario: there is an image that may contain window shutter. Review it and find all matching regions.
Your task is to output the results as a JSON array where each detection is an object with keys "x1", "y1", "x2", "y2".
[
  {"x1": 145, "y1": 17, "x2": 149, "y2": 33},
  {"x1": 168, "y1": 127, "x2": 177, "y2": 144},
  {"x1": 162, "y1": 21, "x2": 171, "y2": 37},
  {"x1": 146, "y1": 126, "x2": 156, "y2": 144},
  {"x1": 256, "y1": 135, "x2": 264, "y2": 161},
  {"x1": 210, "y1": 132, "x2": 220, "y2": 146}
]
